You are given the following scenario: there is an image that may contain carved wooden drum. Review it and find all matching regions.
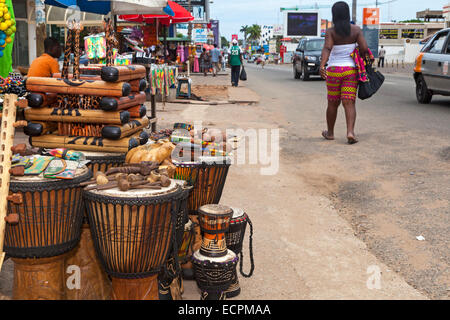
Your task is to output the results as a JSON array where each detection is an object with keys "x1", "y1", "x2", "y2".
[
  {"x1": 4, "y1": 166, "x2": 92, "y2": 300},
  {"x1": 83, "y1": 180, "x2": 189, "y2": 300}
]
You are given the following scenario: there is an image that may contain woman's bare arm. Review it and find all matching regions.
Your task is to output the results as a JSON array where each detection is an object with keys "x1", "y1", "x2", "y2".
[
  {"x1": 356, "y1": 27, "x2": 369, "y2": 57},
  {"x1": 320, "y1": 28, "x2": 334, "y2": 78}
]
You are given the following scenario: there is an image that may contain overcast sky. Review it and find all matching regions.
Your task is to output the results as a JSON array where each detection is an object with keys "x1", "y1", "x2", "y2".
[{"x1": 209, "y1": 0, "x2": 449, "y2": 39}]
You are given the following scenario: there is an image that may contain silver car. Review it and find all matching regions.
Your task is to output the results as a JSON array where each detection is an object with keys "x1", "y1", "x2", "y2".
[{"x1": 414, "y1": 28, "x2": 450, "y2": 103}]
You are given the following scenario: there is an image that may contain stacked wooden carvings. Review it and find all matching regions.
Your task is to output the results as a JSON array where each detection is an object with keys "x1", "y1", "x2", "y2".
[{"x1": 24, "y1": 65, "x2": 150, "y2": 153}]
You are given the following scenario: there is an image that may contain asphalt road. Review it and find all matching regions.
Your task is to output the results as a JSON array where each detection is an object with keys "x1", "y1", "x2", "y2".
[{"x1": 244, "y1": 62, "x2": 450, "y2": 299}]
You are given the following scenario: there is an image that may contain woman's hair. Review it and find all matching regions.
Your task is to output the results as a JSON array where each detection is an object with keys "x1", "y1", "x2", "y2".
[{"x1": 332, "y1": 1, "x2": 351, "y2": 37}]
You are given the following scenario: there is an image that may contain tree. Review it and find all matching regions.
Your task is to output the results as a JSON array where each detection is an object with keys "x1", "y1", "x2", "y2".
[
  {"x1": 247, "y1": 24, "x2": 262, "y2": 45},
  {"x1": 240, "y1": 25, "x2": 250, "y2": 47},
  {"x1": 221, "y1": 36, "x2": 229, "y2": 48}
]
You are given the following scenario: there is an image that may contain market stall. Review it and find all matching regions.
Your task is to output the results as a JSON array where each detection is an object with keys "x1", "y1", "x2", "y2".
[{"x1": 0, "y1": 0, "x2": 256, "y2": 301}]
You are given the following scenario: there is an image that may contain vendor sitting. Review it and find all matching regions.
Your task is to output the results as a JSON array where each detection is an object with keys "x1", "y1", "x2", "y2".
[{"x1": 27, "y1": 37, "x2": 62, "y2": 77}]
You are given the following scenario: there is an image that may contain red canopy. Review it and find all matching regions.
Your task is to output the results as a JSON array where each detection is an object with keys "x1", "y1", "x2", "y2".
[{"x1": 119, "y1": 1, "x2": 194, "y2": 26}]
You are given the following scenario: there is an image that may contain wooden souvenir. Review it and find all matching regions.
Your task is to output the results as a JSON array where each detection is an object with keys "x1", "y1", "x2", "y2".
[
  {"x1": 24, "y1": 107, "x2": 130, "y2": 125},
  {"x1": 99, "y1": 92, "x2": 146, "y2": 111},
  {"x1": 25, "y1": 77, "x2": 131, "y2": 97}
]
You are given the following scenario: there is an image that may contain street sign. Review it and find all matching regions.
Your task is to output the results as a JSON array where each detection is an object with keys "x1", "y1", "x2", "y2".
[
  {"x1": 363, "y1": 8, "x2": 380, "y2": 58},
  {"x1": 363, "y1": 8, "x2": 380, "y2": 25}
]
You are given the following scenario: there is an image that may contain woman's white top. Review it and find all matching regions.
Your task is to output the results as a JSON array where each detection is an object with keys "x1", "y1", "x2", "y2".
[{"x1": 327, "y1": 43, "x2": 357, "y2": 67}]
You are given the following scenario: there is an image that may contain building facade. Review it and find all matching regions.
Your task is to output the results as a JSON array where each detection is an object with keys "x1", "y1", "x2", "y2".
[{"x1": 259, "y1": 25, "x2": 274, "y2": 46}]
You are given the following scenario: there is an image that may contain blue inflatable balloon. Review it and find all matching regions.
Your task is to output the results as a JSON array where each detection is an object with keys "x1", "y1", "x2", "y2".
[
  {"x1": 0, "y1": 40, "x2": 5, "y2": 46},
  {"x1": 0, "y1": 51, "x2": 4, "y2": 58}
]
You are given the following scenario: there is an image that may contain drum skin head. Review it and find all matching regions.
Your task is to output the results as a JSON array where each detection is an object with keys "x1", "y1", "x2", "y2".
[
  {"x1": 199, "y1": 204, "x2": 233, "y2": 217},
  {"x1": 230, "y1": 207, "x2": 245, "y2": 219}
]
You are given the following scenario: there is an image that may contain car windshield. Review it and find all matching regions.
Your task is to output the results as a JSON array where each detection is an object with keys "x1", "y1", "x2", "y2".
[{"x1": 306, "y1": 40, "x2": 324, "y2": 51}]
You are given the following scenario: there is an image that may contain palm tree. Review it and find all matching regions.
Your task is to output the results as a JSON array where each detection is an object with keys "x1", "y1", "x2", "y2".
[
  {"x1": 247, "y1": 24, "x2": 262, "y2": 46},
  {"x1": 240, "y1": 25, "x2": 250, "y2": 47}
]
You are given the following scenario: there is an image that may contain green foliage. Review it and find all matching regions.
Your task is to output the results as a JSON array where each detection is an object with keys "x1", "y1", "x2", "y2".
[{"x1": 221, "y1": 36, "x2": 229, "y2": 48}]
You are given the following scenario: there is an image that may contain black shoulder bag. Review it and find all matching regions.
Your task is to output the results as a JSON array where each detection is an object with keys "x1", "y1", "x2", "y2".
[{"x1": 358, "y1": 60, "x2": 385, "y2": 100}]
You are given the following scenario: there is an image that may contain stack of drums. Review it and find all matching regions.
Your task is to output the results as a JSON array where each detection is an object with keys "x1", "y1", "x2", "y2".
[
  {"x1": 191, "y1": 204, "x2": 238, "y2": 300},
  {"x1": 4, "y1": 167, "x2": 92, "y2": 300},
  {"x1": 174, "y1": 156, "x2": 232, "y2": 280},
  {"x1": 83, "y1": 179, "x2": 190, "y2": 300}
]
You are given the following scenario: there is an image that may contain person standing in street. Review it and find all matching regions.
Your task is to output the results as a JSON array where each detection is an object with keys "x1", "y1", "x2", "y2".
[
  {"x1": 229, "y1": 39, "x2": 243, "y2": 87},
  {"x1": 210, "y1": 44, "x2": 222, "y2": 77},
  {"x1": 319, "y1": 1, "x2": 369, "y2": 144},
  {"x1": 200, "y1": 48, "x2": 211, "y2": 76},
  {"x1": 378, "y1": 45, "x2": 386, "y2": 68}
]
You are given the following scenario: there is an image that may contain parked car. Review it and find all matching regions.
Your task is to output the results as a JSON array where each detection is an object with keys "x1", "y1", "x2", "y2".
[
  {"x1": 414, "y1": 28, "x2": 450, "y2": 104},
  {"x1": 293, "y1": 37, "x2": 325, "y2": 81}
]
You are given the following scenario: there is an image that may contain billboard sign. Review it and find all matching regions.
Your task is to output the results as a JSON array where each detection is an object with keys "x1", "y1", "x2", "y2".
[
  {"x1": 363, "y1": 8, "x2": 380, "y2": 25},
  {"x1": 210, "y1": 20, "x2": 220, "y2": 46},
  {"x1": 194, "y1": 28, "x2": 208, "y2": 43},
  {"x1": 363, "y1": 8, "x2": 380, "y2": 58},
  {"x1": 273, "y1": 24, "x2": 284, "y2": 36},
  {"x1": 173, "y1": 0, "x2": 207, "y2": 22},
  {"x1": 284, "y1": 10, "x2": 320, "y2": 38}
]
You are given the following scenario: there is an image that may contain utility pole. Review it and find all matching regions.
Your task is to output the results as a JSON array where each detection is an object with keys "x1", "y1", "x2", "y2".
[
  {"x1": 188, "y1": 0, "x2": 193, "y2": 42},
  {"x1": 352, "y1": 0, "x2": 357, "y2": 23}
]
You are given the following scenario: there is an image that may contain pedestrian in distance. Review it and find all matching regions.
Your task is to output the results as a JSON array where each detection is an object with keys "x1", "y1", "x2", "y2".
[
  {"x1": 200, "y1": 48, "x2": 211, "y2": 77},
  {"x1": 229, "y1": 39, "x2": 243, "y2": 87},
  {"x1": 210, "y1": 44, "x2": 222, "y2": 77},
  {"x1": 319, "y1": 1, "x2": 369, "y2": 145},
  {"x1": 378, "y1": 45, "x2": 386, "y2": 68}
]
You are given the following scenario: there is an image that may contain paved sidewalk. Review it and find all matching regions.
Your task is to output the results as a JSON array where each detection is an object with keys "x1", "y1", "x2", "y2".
[{"x1": 174, "y1": 68, "x2": 260, "y2": 104}]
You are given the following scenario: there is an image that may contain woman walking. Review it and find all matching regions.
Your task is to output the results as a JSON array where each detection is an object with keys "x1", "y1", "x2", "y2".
[
  {"x1": 200, "y1": 48, "x2": 211, "y2": 76},
  {"x1": 320, "y1": 1, "x2": 369, "y2": 144}
]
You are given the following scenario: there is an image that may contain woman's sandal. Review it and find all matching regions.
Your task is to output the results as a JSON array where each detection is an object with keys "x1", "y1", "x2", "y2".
[
  {"x1": 322, "y1": 130, "x2": 334, "y2": 140},
  {"x1": 347, "y1": 136, "x2": 359, "y2": 144}
]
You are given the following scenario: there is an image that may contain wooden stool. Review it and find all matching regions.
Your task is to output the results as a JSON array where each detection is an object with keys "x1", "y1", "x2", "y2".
[{"x1": 176, "y1": 78, "x2": 192, "y2": 99}]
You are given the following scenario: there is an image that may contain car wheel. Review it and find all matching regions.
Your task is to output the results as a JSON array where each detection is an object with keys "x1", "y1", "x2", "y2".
[
  {"x1": 294, "y1": 63, "x2": 301, "y2": 79},
  {"x1": 301, "y1": 63, "x2": 310, "y2": 81},
  {"x1": 416, "y1": 74, "x2": 432, "y2": 104}
]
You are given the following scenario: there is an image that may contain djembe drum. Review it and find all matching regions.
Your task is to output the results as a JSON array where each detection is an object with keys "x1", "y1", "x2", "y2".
[
  {"x1": 224, "y1": 207, "x2": 255, "y2": 298},
  {"x1": 83, "y1": 151, "x2": 126, "y2": 175},
  {"x1": 174, "y1": 156, "x2": 231, "y2": 215},
  {"x1": 4, "y1": 167, "x2": 92, "y2": 300},
  {"x1": 192, "y1": 204, "x2": 238, "y2": 300},
  {"x1": 174, "y1": 156, "x2": 231, "y2": 279},
  {"x1": 64, "y1": 151, "x2": 125, "y2": 299},
  {"x1": 158, "y1": 181, "x2": 190, "y2": 300},
  {"x1": 84, "y1": 180, "x2": 189, "y2": 300}
]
